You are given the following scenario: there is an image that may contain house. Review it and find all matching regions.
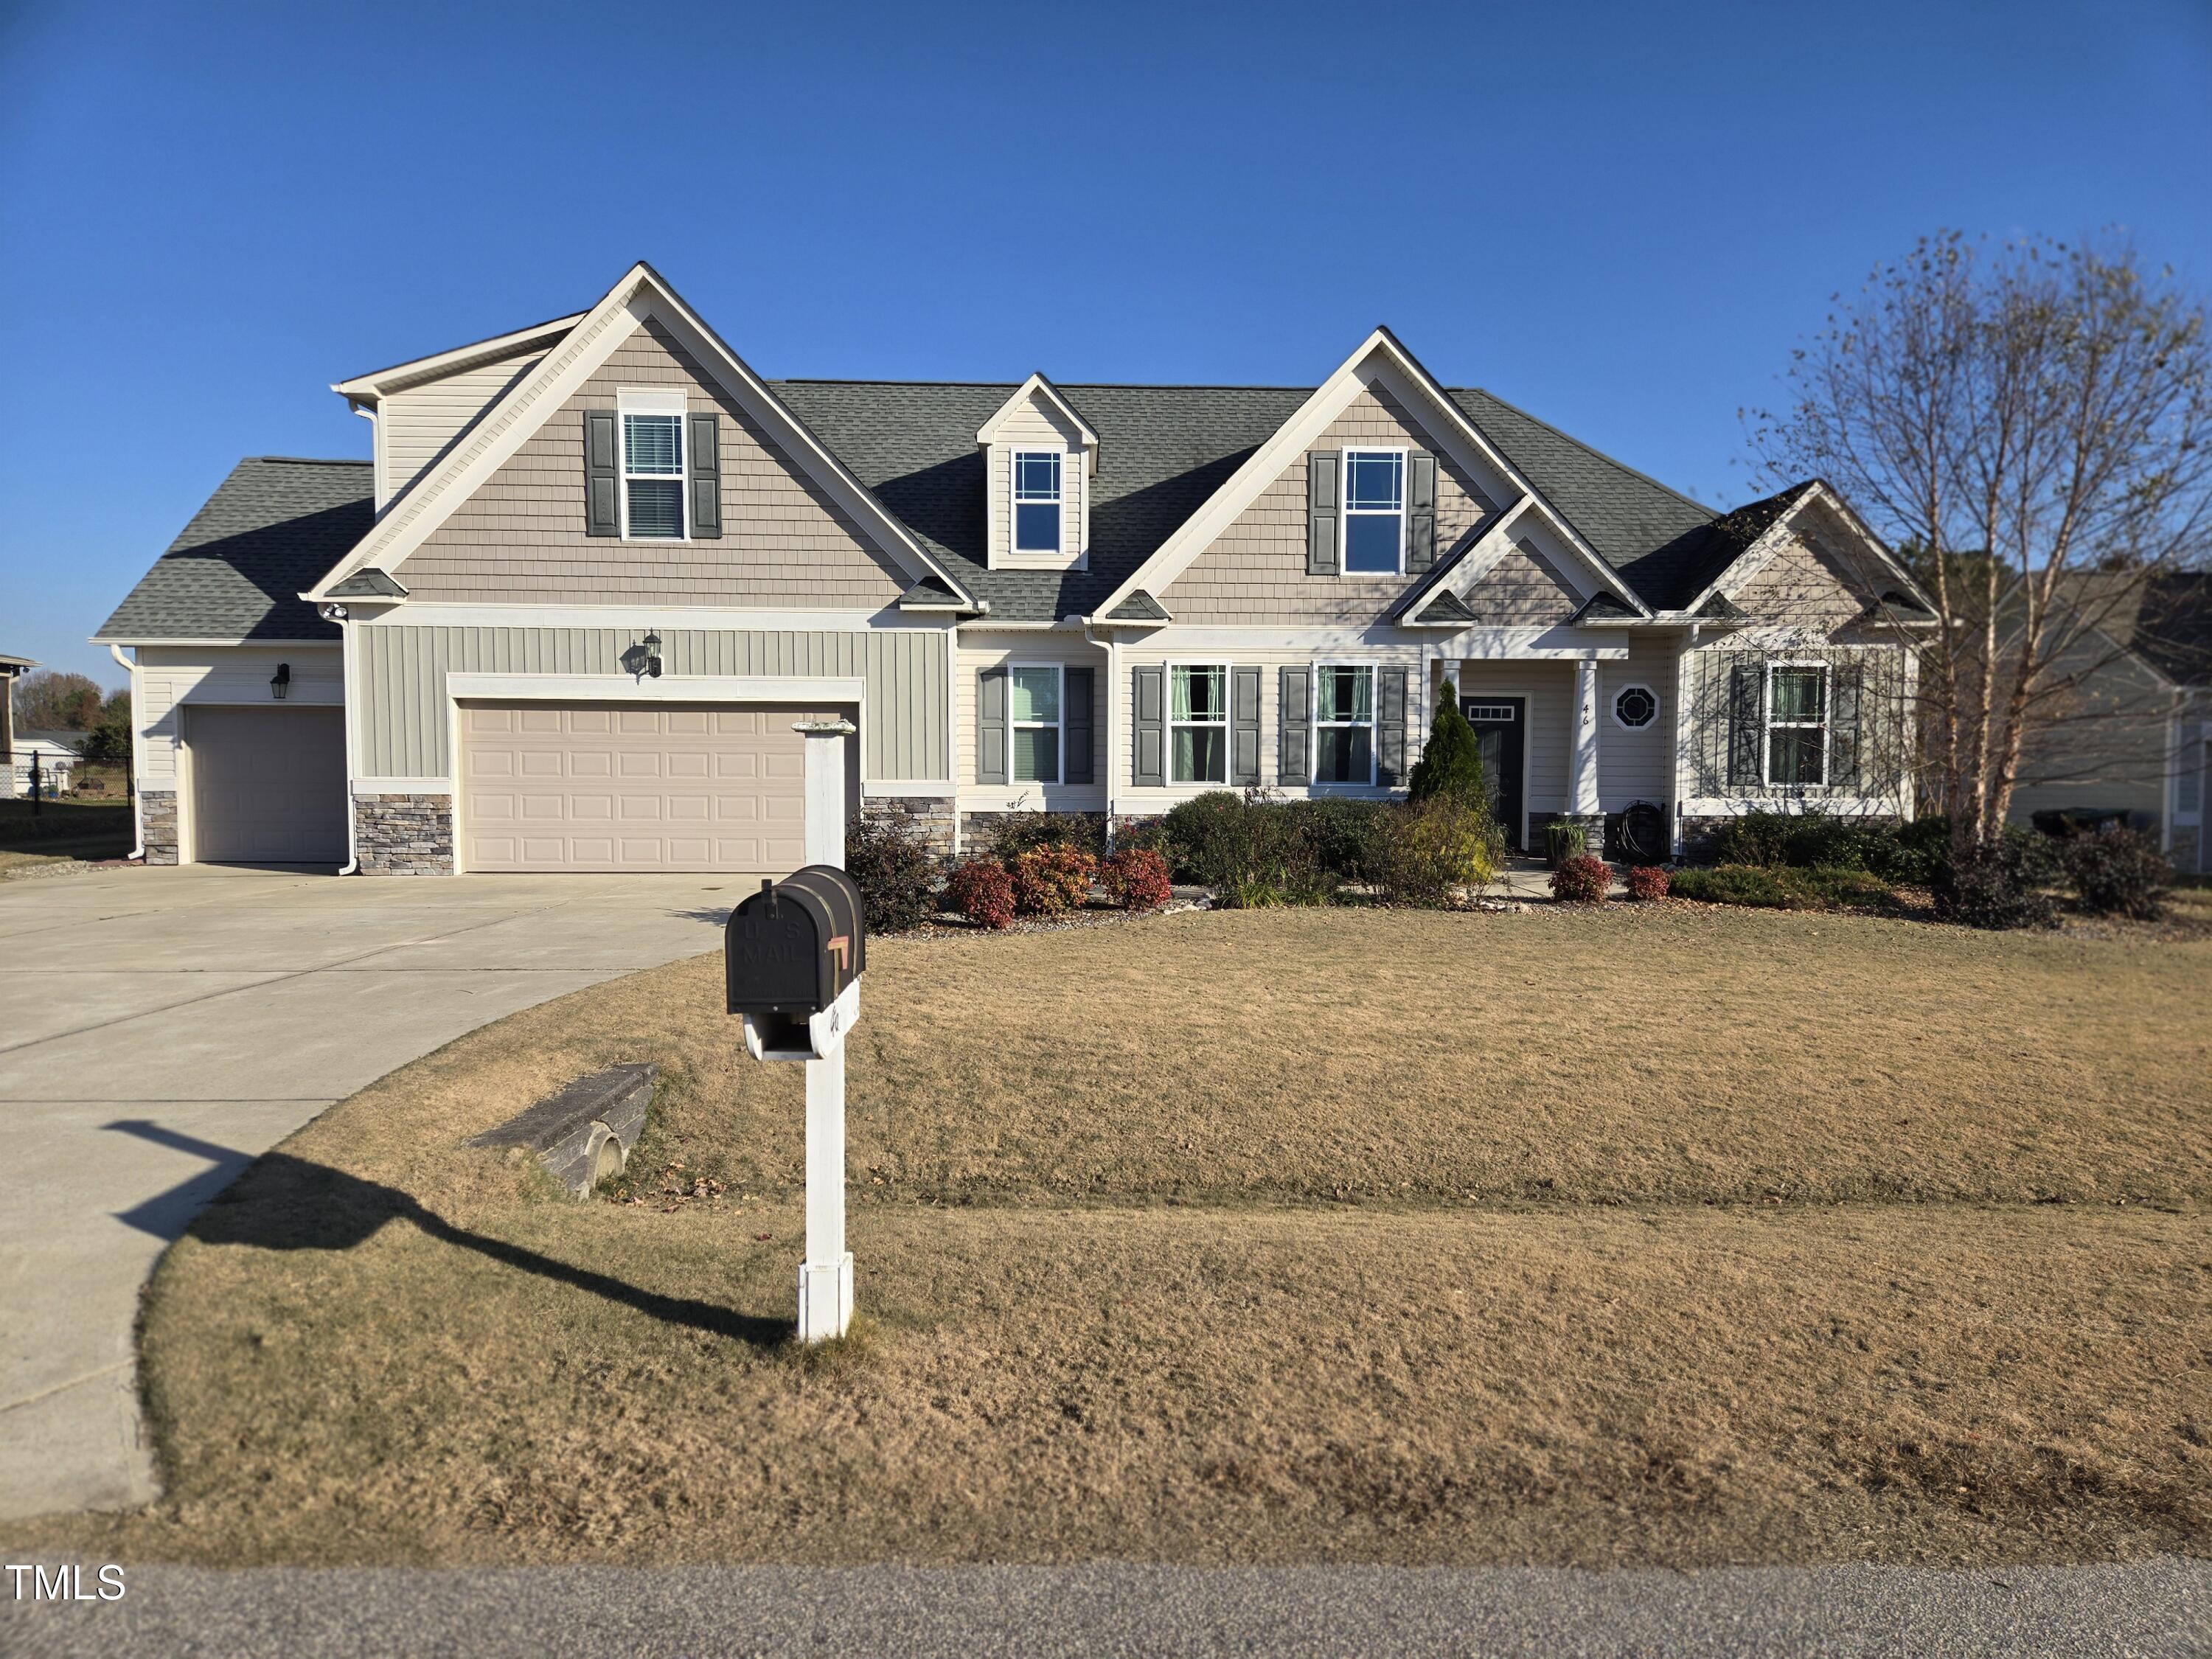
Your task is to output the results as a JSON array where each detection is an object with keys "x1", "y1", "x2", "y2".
[
  {"x1": 0, "y1": 653, "x2": 32, "y2": 799},
  {"x1": 8, "y1": 731, "x2": 84, "y2": 796},
  {"x1": 2008, "y1": 571, "x2": 2211, "y2": 874},
  {"x1": 94, "y1": 263, "x2": 1931, "y2": 876}
]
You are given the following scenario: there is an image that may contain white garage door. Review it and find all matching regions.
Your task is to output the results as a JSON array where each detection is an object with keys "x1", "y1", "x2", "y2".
[
  {"x1": 460, "y1": 703, "x2": 831, "y2": 874},
  {"x1": 187, "y1": 705, "x2": 347, "y2": 865}
]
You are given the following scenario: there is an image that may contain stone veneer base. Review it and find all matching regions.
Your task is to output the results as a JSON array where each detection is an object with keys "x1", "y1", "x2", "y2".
[
  {"x1": 858, "y1": 796, "x2": 957, "y2": 866},
  {"x1": 141, "y1": 789, "x2": 178, "y2": 866},
  {"x1": 356, "y1": 793, "x2": 454, "y2": 875}
]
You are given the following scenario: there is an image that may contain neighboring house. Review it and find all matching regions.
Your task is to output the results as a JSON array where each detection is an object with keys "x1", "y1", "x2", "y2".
[
  {"x1": 94, "y1": 263, "x2": 1932, "y2": 875},
  {"x1": 0, "y1": 653, "x2": 32, "y2": 799},
  {"x1": 9, "y1": 732, "x2": 83, "y2": 796},
  {"x1": 2008, "y1": 571, "x2": 2211, "y2": 874}
]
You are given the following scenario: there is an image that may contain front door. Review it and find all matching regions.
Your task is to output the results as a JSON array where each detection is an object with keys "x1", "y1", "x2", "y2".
[{"x1": 1461, "y1": 695, "x2": 1526, "y2": 852}]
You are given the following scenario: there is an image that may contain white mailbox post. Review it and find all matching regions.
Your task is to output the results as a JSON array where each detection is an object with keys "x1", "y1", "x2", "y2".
[{"x1": 727, "y1": 719, "x2": 862, "y2": 1344}]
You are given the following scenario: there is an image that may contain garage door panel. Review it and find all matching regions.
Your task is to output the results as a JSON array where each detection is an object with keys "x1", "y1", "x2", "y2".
[
  {"x1": 187, "y1": 706, "x2": 346, "y2": 866},
  {"x1": 460, "y1": 701, "x2": 841, "y2": 874}
]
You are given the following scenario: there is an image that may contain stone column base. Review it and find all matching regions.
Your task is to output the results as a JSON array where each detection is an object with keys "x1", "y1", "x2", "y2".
[
  {"x1": 141, "y1": 790, "x2": 179, "y2": 865},
  {"x1": 355, "y1": 793, "x2": 454, "y2": 874}
]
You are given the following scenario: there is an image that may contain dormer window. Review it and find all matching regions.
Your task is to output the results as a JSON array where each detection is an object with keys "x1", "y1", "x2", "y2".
[{"x1": 1013, "y1": 450, "x2": 1063, "y2": 554}]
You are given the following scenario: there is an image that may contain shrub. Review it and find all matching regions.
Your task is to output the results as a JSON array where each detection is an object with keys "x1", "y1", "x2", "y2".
[
  {"x1": 1295, "y1": 797, "x2": 1393, "y2": 882},
  {"x1": 1008, "y1": 844, "x2": 1097, "y2": 917},
  {"x1": 990, "y1": 810, "x2": 1105, "y2": 860},
  {"x1": 1160, "y1": 791, "x2": 1253, "y2": 884},
  {"x1": 1549, "y1": 852, "x2": 1610, "y2": 904},
  {"x1": 1407, "y1": 698, "x2": 1489, "y2": 810},
  {"x1": 1872, "y1": 815, "x2": 1950, "y2": 887},
  {"x1": 1111, "y1": 816, "x2": 1172, "y2": 858},
  {"x1": 2062, "y1": 827, "x2": 2171, "y2": 919},
  {"x1": 1099, "y1": 846, "x2": 1172, "y2": 911},
  {"x1": 1627, "y1": 864, "x2": 1670, "y2": 902},
  {"x1": 1713, "y1": 810, "x2": 1795, "y2": 867},
  {"x1": 945, "y1": 858, "x2": 1016, "y2": 929},
  {"x1": 1671, "y1": 863, "x2": 1896, "y2": 911},
  {"x1": 1543, "y1": 819, "x2": 1588, "y2": 867},
  {"x1": 1368, "y1": 799, "x2": 1502, "y2": 907},
  {"x1": 844, "y1": 814, "x2": 938, "y2": 933},
  {"x1": 1933, "y1": 830, "x2": 2056, "y2": 931},
  {"x1": 1161, "y1": 789, "x2": 1330, "y2": 895}
]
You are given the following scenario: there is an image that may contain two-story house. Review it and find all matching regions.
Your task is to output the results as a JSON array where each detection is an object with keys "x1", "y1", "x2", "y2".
[{"x1": 95, "y1": 262, "x2": 1931, "y2": 874}]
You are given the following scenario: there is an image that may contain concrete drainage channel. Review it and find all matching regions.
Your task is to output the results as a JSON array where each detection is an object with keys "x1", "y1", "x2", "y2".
[{"x1": 468, "y1": 1063, "x2": 655, "y2": 1196}]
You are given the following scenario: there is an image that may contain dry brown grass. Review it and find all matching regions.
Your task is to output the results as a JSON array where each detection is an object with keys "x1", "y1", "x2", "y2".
[{"x1": 14, "y1": 903, "x2": 2209, "y2": 1568}]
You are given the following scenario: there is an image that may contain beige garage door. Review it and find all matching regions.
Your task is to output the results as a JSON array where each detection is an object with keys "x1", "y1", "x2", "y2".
[
  {"x1": 187, "y1": 705, "x2": 347, "y2": 864},
  {"x1": 460, "y1": 703, "x2": 830, "y2": 874}
]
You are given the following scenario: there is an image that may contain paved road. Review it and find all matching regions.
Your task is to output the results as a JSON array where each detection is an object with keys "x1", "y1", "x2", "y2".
[
  {"x1": 0, "y1": 864, "x2": 733, "y2": 1522},
  {"x1": 4, "y1": 1559, "x2": 2205, "y2": 1658}
]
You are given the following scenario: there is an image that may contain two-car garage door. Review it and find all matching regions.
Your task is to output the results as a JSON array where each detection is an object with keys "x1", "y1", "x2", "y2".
[{"x1": 460, "y1": 703, "x2": 826, "y2": 874}]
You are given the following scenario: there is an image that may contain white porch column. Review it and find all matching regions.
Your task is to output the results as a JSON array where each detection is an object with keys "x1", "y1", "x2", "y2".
[
  {"x1": 796, "y1": 719, "x2": 855, "y2": 869},
  {"x1": 1570, "y1": 658, "x2": 1601, "y2": 815}
]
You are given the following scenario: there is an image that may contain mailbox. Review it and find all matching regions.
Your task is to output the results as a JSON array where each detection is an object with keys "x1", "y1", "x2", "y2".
[{"x1": 726, "y1": 864, "x2": 866, "y2": 1019}]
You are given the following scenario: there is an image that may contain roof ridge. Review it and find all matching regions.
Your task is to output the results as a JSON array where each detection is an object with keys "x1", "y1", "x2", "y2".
[
  {"x1": 1454, "y1": 386, "x2": 1719, "y2": 518},
  {"x1": 771, "y1": 378, "x2": 1314, "y2": 392},
  {"x1": 251, "y1": 455, "x2": 374, "y2": 466}
]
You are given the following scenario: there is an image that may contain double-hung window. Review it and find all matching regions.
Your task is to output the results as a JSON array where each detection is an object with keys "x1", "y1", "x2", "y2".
[
  {"x1": 1765, "y1": 664, "x2": 1828, "y2": 785},
  {"x1": 1010, "y1": 665, "x2": 1062, "y2": 784},
  {"x1": 1171, "y1": 664, "x2": 1228, "y2": 784},
  {"x1": 1012, "y1": 449, "x2": 1063, "y2": 554},
  {"x1": 622, "y1": 411, "x2": 685, "y2": 540},
  {"x1": 1314, "y1": 664, "x2": 1374, "y2": 784},
  {"x1": 1342, "y1": 449, "x2": 1405, "y2": 574}
]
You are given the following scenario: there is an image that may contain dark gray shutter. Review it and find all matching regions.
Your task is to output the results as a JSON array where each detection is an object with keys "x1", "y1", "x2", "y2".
[
  {"x1": 1065, "y1": 667, "x2": 1094, "y2": 785},
  {"x1": 1829, "y1": 659, "x2": 1863, "y2": 790},
  {"x1": 1376, "y1": 667, "x2": 1409, "y2": 787},
  {"x1": 1408, "y1": 451, "x2": 1438, "y2": 574},
  {"x1": 1279, "y1": 664, "x2": 1312, "y2": 785},
  {"x1": 1728, "y1": 660, "x2": 1764, "y2": 786},
  {"x1": 1307, "y1": 451, "x2": 1340, "y2": 576},
  {"x1": 583, "y1": 409, "x2": 619, "y2": 538},
  {"x1": 687, "y1": 412, "x2": 721, "y2": 539},
  {"x1": 1231, "y1": 666, "x2": 1262, "y2": 786},
  {"x1": 977, "y1": 667, "x2": 1008, "y2": 785},
  {"x1": 1132, "y1": 665, "x2": 1165, "y2": 787}
]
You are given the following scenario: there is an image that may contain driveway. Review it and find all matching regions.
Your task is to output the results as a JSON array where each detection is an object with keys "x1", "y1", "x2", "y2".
[{"x1": 0, "y1": 864, "x2": 734, "y2": 1522}]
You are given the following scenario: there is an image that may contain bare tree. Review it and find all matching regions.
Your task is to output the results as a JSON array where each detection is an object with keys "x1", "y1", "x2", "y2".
[
  {"x1": 1753, "y1": 234, "x2": 2212, "y2": 858},
  {"x1": 10, "y1": 669, "x2": 105, "y2": 733}
]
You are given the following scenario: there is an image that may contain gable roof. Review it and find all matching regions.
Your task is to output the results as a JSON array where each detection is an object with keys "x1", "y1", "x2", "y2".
[
  {"x1": 2053, "y1": 570, "x2": 2212, "y2": 687},
  {"x1": 975, "y1": 373, "x2": 1100, "y2": 454},
  {"x1": 95, "y1": 458, "x2": 370, "y2": 643},
  {"x1": 330, "y1": 313, "x2": 585, "y2": 401}
]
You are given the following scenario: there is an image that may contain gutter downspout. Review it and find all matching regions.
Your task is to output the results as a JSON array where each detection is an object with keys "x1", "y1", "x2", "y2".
[
  {"x1": 105, "y1": 642, "x2": 146, "y2": 861},
  {"x1": 1081, "y1": 618, "x2": 1118, "y2": 849},
  {"x1": 324, "y1": 605, "x2": 361, "y2": 874}
]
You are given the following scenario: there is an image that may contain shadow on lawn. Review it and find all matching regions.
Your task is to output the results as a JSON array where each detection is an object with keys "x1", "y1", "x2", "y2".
[{"x1": 104, "y1": 1119, "x2": 791, "y2": 1349}]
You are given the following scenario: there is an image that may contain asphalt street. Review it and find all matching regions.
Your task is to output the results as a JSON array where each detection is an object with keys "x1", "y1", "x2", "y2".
[{"x1": 4, "y1": 1559, "x2": 2206, "y2": 1658}]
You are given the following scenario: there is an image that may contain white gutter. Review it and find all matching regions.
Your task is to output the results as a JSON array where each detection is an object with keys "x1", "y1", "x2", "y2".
[
  {"x1": 324, "y1": 605, "x2": 361, "y2": 874},
  {"x1": 105, "y1": 642, "x2": 146, "y2": 861}
]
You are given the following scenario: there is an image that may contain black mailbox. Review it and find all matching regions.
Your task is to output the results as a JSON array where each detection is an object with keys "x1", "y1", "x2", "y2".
[{"x1": 725, "y1": 864, "x2": 866, "y2": 1018}]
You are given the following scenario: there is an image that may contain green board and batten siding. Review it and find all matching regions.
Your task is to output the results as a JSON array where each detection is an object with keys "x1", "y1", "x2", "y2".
[{"x1": 356, "y1": 624, "x2": 951, "y2": 782}]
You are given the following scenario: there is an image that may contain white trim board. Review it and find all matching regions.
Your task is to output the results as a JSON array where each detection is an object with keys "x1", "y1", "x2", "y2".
[
  {"x1": 976, "y1": 372, "x2": 1099, "y2": 459},
  {"x1": 356, "y1": 604, "x2": 950, "y2": 633},
  {"x1": 333, "y1": 313, "x2": 586, "y2": 399},
  {"x1": 442, "y1": 672, "x2": 869, "y2": 705}
]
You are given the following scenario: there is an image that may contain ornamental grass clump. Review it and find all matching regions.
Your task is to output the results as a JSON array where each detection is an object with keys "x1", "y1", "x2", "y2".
[
  {"x1": 1008, "y1": 844, "x2": 1097, "y2": 917},
  {"x1": 1100, "y1": 846, "x2": 1172, "y2": 912},
  {"x1": 1549, "y1": 852, "x2": 1610, "y2": 905},
  {"x1": 945, "y1": 858, "x2": 1017, "y2": 930}
]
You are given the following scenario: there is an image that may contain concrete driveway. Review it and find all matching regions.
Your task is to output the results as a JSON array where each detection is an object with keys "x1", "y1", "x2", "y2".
[{"x1": 0, "y1": 863, "x2": 734, "y2": 1522}]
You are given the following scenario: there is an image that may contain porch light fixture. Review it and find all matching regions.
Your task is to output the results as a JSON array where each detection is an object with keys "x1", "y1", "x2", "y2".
[
  {"x1": 642, "y1": 633, "x2": 663, "y2": 678},
  {"x1": 270, "y1": 662, "x2": 291, "y2": 700}
]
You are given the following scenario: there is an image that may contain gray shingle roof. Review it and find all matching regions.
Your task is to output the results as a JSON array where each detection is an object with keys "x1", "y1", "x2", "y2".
[
  {"x1": 2056, "y1": 570, "x2": 2212, "y2": 687},
  {"x1": 96, "y1": 458, "x2": 371, "y2": 642}
]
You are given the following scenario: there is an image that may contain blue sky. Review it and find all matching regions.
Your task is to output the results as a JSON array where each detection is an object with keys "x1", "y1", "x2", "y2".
[{"x1": 2, "y1": 0, "x2": 2207, "y2": 687}]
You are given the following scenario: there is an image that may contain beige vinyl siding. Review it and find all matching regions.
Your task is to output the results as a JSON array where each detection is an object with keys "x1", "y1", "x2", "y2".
[
  {"x1": 1726, "y1": 520, "x2": 1879, "y2": 630},
  {"x1": 1453, "y1": 659, "x2": 1573, "y2": 818},
  {"x1": 987, "y1": 397, "x2": 1087, "y2": 568},
  {"x1": 355, "y1": 622, "x2": 950, "y2": 783},
  {"x1": 1160, "y1": 385, "x2": 1497, "y2": 625},
  {"x1": 956, "y1": 629, "x2": 1107, "y2": 810},
  {"x1": 133, "y1": 644, "x2": 344, "y2": 789},
  {"x1": 380, "y1": 349, "x2": 547, "y2": 508},
  {"x1": 394, "y1": 316, "x2": 910, "y2": 608},
  {"x1": 1459, "y1": 539, "x2": 1584, "y2": 625},
  {"x1": 1598, "y1": 633, "x2": 1677, "y2": 804},
  {"x1": 1679, "y1": 645, "x2": 1909, "y2": 804}
]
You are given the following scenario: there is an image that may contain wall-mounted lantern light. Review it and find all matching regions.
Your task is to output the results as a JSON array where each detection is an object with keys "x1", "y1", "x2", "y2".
[
  {"x1": 270, "y1": 662, "x2": 291, "y2": 700},
  {"x1": 642, "y1": 633, "x2": 663, "y2": 678}
]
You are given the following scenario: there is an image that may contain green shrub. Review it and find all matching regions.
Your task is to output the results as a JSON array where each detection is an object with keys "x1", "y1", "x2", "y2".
[
  {"x1": 2062, "y1": 828, "x2": 2171, "y2": 919},
  {"x1": 845, "y1": 814, "x2": 939, "y2": 933},
  {"x1": 1671, "y1": 863, "x2": 1898, "y2": 912},
  {"x1": 1933, "y1": 830, "x2": 2058, "y2": 930},
  {"x1": 1160, "y1": 792, "x2": 1254, "y2": 884},
  {"x1": 1713, "y1": 810, "x2": 1796, "y2": 867},
  {"x1": 1110, "y1": 817, "x2": 1171, "y2": 858},
  {"x1": 1872, "y1": 815, "x2": 1950, "y2": 886},
  {"x1": 1407, "y1": 698, "x2": 1489, "y2": 810},
  {"x1": 1368, "y1": 800, "x2": 1500, "y2": 906},
  {"x1": 1549, "y1": 853, "x2": 1610, "y2": 904},
  {"x1": 990, "y1": 810, "x2": 1105, "y2": 860},
  {"x1": 1295, "y1": 797, "x2": 1392, "y2": 882}
]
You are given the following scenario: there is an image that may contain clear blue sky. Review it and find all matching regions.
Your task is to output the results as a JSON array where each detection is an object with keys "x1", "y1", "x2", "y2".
[{"x1": 3, "y1": 0, "x2": 2207, "y2": 687}]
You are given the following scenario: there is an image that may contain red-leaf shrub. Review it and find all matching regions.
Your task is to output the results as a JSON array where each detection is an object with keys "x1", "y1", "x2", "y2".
[
  {"x1": 945, "y1": 858, "x2": 1016, "y2": 929},
  {"x1": 1009, "y1": 844, "x2": 1097, "y2": 917},
  {"x1": 1101, "y1": 845, "x2": 1172, "y2": 911},
  {"x1": 1627, "y1": 864, "x2": 1669, "y2": 902},
  {"x1": 1549, "y1": 853, "x2": 1610, "y2": 905}
]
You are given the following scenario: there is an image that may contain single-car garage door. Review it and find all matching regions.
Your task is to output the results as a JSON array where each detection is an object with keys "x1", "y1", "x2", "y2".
[
  {"x1": 460, "y1": 703, "x2": 830, "y2": 874},
  {"x1": 187, "y1": 704, "x2": 347, "y2": 864}
]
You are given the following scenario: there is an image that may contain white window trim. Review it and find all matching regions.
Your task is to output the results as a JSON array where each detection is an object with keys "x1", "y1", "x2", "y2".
[
  {"x1": 1010, "y1": 446, "x2": 1065, "y2": 557},
  {"x1": 1009, "y1": 661, "x2": 1064, "y2": 785},
  {"x1": 1340, "y1": 446, "x2": 1408, "y2": 577},
  {"x1": 1610, "y1": 681, "x2": 1659, "y2": 733},
  {"x1": 1761, "y1": 661, "x2": 1830, "y2": 787},
  {"x1": 1310, "y1": 661, "x2": 1377, "y2": 787},
  {"x1": 618, "y1": 388, "x2": 689, "y2": 544},
  {"x1": 1167, "y1": 660, "x2": 1231, "y2": 787}
]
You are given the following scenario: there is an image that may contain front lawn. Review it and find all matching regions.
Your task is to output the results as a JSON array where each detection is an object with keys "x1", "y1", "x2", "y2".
[
  {"x1": 18, "y1": 903, "x2": 2209, "y2": 1567},
  {"x1": 0, "y1": 795, "x2": 133, "y2": 877}
]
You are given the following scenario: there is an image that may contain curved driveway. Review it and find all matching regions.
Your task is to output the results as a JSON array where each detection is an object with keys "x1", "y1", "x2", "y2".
[{"x1": 0, "y1": 864, "x2": 730, "y2": 1521}]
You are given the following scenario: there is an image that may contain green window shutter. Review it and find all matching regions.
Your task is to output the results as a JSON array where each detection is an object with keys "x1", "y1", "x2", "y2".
[
  {"x1": 1727, "y1": 661, "x2": 1764, "y2": 786},
  {"x1": 977, "y1": 667, "x2": 1008, "y2": 785},
  {"x1": 1408, "y1": 451, "x2": 1437, "y2": 574},
  {"x1": 1231, "y1": 665, "x2": 1262, "y2": 786},
  {"x1": 1307, "y1": 451, "x2": 1340, "y2": 576},
  {"x1": 1132, "y1": 665, "x2": 1165, "y2": 787},
  {"x1": 1829, "y1": 660, "x2": 1864, "y2": 790},
  {"x1": 1376, "y1": 667, "x2": 1409, "y2": 787},
  {"x1": 687, "y1": 412, "x2": 722, "y2": 539},
  {"x1": 1065, "y1": 667, "x2": 1094, "y2": 785},
  {"x1": 583, "y1": 409, "x2": 619, "y2": 538},
  {"x1": 1279, "y1": 665, "x2": 1311, "y2": 785}
]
